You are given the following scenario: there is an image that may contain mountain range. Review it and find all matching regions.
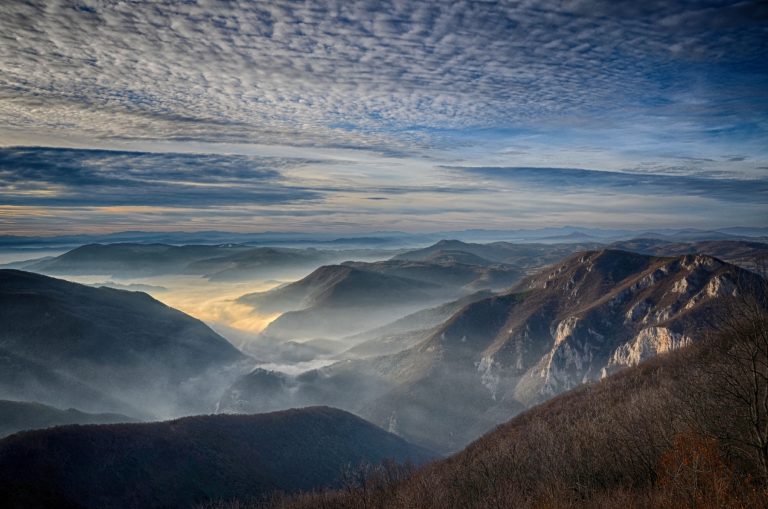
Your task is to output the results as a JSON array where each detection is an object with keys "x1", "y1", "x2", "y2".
[
  {"x1": 609, "y1": 238, "x2": 768, "y2": 272},
  {"x1": 2, "y1": 235, "x2": 768, "y2": 506},
  {"x1": 247, "y1": 316, "x2": 768, "y2": 509},
  {"x1": 12, "y1": 243, "x2": 396, "y2": 280},
  {"x1": 221, "y1": 249, "x2": 766, "y2": 452},
  {"x1": 237, "y1": 257, "x2": 527, "y2": 340},
  {"x1": 2, "y1": 226, "x2": 766, "y2": 250}
]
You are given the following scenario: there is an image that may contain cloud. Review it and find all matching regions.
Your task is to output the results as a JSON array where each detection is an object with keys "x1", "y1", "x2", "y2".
[
  {"x1": 0, "y1": 2, "x2": 765, "y2": 234},
  {"x1": 0, "y1": 0, "x2": 765, "y2": 154},
  {"x1": 1, "y1": 146, "x2": 765, "y2": 235},
  {"x1": 0, "y1": 146, "x2": 321, "y2": 206},
  {"x1": 444, "y1": 165, "x2": 768, "y2": 203}
]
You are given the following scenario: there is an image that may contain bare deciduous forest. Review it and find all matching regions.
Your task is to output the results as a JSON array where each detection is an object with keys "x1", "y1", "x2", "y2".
[{"x1": 207, "y1": 275, "x2": 768, "y2": 509}]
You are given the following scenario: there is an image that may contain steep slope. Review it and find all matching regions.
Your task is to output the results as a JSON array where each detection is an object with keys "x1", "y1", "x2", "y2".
[
  {"x1": 0, "y1": 407, "x2": 435, "y2": 509},
  {"x1": 364, "y1": 250, "x2": 764, "y2": 451},
  {"x1": 342, "y1": 290, "x2": 496, "y2": 358},
  {"x1": 222, "y1": 250, "x2": 766, "y2": 453},
  {"x1": 0, "y1": 346, "x2": 145, "y2": 417},
  {"x1": 249, "y1": 328, "x2": 768, "y2": 509},
  {"x1": 0, "y1": 400, "x2": 134, "y2": 438},
  {"x1": 0, "y1": 270, "x2": 247, "y2": 417},
  {"x1": 238, "y1": 265, "x2": 448, "y2": 339}
]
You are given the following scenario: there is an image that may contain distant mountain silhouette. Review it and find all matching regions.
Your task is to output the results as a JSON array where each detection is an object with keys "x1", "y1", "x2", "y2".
[
  {"x1": 18, "y1": 242, "x2": 396, "y2": 280},
  {"x1": 0, "y1": 399, "x2": 134, "y2": 438},
  {"x1": 392, "y1": 239, "x2": 601, "y2": 268}
]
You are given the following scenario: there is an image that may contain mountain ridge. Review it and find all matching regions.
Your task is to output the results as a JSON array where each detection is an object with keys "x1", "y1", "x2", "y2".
[
  {"x1": 220, "y1": 249, "x2": 767, "y2": 453},
  {"x1": 0, "y1": 406, "x2": 435, "y2": 509},
  {"x1": 0, "y1": 269, "x2": 247, "y2": 417}
]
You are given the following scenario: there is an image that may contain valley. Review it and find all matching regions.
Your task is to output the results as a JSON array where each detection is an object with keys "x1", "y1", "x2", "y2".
[
  {"x1": 4, "y1": 1, "x2": 766, "y2": 506},
  {"x1": 1, "y1": 229, "x2": 767, "y2": 507}
]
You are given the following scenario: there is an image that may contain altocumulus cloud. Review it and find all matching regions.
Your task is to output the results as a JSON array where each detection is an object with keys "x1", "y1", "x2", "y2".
[
  {"x1": 0, "y1": 0, "x2": 766, "y2": 152},
  {"x1": 0, "y1": 1, "x2": 766, "y2": 233}
]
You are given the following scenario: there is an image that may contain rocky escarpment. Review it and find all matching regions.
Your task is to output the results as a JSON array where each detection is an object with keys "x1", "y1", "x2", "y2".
[
  {"x1": 363, "y1": 250, "x2": 765, "y2": 451},
  {"x1": 219, "y1": 250, "x2": 766, "y2": 454}
]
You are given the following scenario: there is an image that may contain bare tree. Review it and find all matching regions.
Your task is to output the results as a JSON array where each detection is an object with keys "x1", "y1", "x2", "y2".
[{"x1": 701, "y1": 267, "x2": 768, "y2": 482}]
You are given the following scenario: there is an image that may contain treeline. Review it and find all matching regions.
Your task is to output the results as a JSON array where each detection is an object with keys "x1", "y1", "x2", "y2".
[{"x1": 208, "y1": 290, "x2": 768, "y2": 509}]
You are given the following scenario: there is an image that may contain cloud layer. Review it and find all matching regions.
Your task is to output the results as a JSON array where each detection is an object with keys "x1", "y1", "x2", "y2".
[
  {"x1": 0, "y1": 147, "x2": 321, "y2": 206},
  {"x1": 0, "y1": 1, "x2": 766, "y2": 233},
  {"x1": 1, "y1": 1, "x2": 766, "y2": 152},
  {"x1": 1, "y1": 147, "x2": 765, "y2": 234}
]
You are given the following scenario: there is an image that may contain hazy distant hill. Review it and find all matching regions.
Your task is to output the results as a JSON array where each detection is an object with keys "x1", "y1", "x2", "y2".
[
  {"x1": 187, "y1": 246, "x2": 398, "y2": 281},
  {"x1": 239, "y1": 264, "x2": 440, "y2": 314},
  {"x1": 610, "y1": 238, "x2": 768, "y2": 272},
  {"x1": 0, "y1": 400, "x2": 134, "y2": 438},
  {"x1": 183, "y1": 246, "x2": 336, "y2": 280},
  {"x1": 23, "y1": 243, "x2": 246, "y2": 277},
  {"x1": 238, "y1": 264, "x2": 449, "y2": 339},
  {"x1": 0, "y1": 270, "x2": 247, "y2": 417},
  {"x1": 392, "y1": 239, "x2": 601, "y2": 270},
  {"x1": 222, "y1": 250, "x2": 766, "y2": 453},
  {"x1": 0, "y1": 407, "x2": 435, "y2": 509},
  {"x1": 17, "y1": 242, "x2": 397, "y2": 280},
  {"x1": 341, "y1": 259, "x2": 521, "y2": 291},
  {"x1": 238, "y1": 257, "x2": 528, "y2": 340}
]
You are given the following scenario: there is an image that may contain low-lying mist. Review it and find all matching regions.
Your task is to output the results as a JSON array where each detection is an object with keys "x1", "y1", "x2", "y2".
[
  {"x1": 48, "y1": 267, "x2": 434, "y2": 378},
  {"x1": 63, "y1": 273, "x2": 288, "y2": 341}
]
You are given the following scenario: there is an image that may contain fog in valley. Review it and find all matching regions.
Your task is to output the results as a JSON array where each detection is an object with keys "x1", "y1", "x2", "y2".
[
  {"x1": 2, "y1": 0, "x2": 766, "y2": 505},
  {"x1": 3, "y1": 230, "x2": 767, "y2": 454}
]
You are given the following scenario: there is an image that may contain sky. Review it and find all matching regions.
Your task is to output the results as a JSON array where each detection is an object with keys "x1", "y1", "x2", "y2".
[{"x1": 0, "y1": 0, "x2": 766, "y2": 235}]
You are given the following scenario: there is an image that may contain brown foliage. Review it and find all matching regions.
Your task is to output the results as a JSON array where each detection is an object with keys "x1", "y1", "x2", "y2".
[
  {"x1": 656, "y1": 430, "x2": 740, "y2": 508},
  {"x1": 212, "y1": 277, "x2": 768, "y2": 509}
]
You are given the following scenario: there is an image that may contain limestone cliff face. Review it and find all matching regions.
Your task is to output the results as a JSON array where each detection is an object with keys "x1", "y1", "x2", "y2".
[
  {"x1": 219, "y1": 250, "x2": 766, "y2": 454},
  {"x1": 359, "y1": 250, "x2": 764, "y2": 451}
]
